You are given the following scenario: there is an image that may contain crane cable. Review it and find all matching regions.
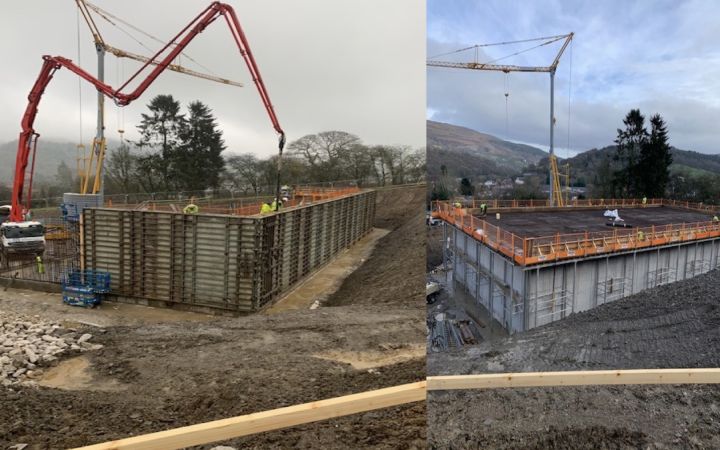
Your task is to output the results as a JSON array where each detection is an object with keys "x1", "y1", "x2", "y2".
[
  {"x1": 429, "y1": 34, "x2": 568, "y2": 60},
  {"x1": 481, "y1": 35, "x2": 567, "y2": 67},
  {"x1": 566, "y1": 39, "x2": 573, "y2": 158},
  {"x1": 76, "y1": 7, "x2": 83, "y2": 145},
  {"x1": 565, "y1": 39, "x2": 573, "y2": 203},
  {"x1": 504, "y1": 72, "x2": 510, "y2": 138},
  {"x1": 76, "y1": 6, "x2": 86, "y2": 189}
]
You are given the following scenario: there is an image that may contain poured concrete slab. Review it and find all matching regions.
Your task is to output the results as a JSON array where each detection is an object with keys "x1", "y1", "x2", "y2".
[{"x1": 481, "y1": 206, "x2": 714, "y2": 238}]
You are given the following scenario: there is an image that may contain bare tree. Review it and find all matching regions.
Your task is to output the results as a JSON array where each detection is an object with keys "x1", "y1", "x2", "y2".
[
  {"x1": 225, "y1": 153, "x2": 264, "y2": 194},
  {"x1": 403, "y1": 147, "x2": 426, "y2": 183},
  {"x1": 105, "y1": 143, "x2": 139, "y2": 194},
  {"x1": 288, "y1": 131, "x2": 361, "y2": 181}
]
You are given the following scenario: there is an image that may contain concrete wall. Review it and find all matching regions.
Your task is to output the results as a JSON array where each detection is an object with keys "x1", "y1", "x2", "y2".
[
  {"x1": 448, "y1": 222, "x2": 720, "y2": 334},
  {"x1": 82, "y1": 190, "x2": 376, "y2": 313},
  {"x1": 450, "y1": 225, "x2": 526, "y2": 332}
]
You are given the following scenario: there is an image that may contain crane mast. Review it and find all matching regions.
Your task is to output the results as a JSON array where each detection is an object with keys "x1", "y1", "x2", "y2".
[{"x1": 9, "y1": 1, "x2": 285, "y2": 223}]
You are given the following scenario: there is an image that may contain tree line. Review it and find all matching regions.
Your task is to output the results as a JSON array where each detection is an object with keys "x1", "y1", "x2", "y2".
[
  {"x1": 1, "y1": 94, "x2": 425, "y2": 205},
  {"x1": 431, "y1": 108, "x2": 685, "y2": 203},
  {"x1": 593, "y1": 109, "x2": 673, "y2": 199},
  {"x1": 102, "y1": 95, "x2": 424, "y2": 196}
]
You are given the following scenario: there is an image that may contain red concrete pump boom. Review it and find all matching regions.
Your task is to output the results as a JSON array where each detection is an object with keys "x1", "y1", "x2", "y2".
[{"x1": 10, "y1": 1, "x2": 284, "y2": 222}]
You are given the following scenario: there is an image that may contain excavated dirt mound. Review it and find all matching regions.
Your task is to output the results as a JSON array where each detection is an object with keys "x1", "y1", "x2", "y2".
[
  {"x1": 324, "y1": 185, "x2": 426, "y2": 308},
  {"x1": 430, "y1": 268, "x2": 720, "y2": 375},
  {"x1": 325, "y1": 210, "x2": 424, "y2": 308},
  {"x1": 373, "y1": 185, "x2": 427, "y2": 230},
  {"x1": 428, "y1": 269, "x2": 720, "y2": 448},
  {"x1": 0, "y1": 184, "x2": 427, "y2": 449}
]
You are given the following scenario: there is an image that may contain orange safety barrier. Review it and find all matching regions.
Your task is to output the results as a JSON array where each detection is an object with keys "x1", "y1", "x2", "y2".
[
  {"x1": 294, "y1": 187, "x2": 360, "y2": 202},
  {"x1": 433, "y1": 200, "x2": 720, "y2": 266},
  {"x1": 446, "y1": 197, "x2": 718, "y2": 214},
  {"x1": 101, "y1": 186, "x2": 362, "y2": 217}
]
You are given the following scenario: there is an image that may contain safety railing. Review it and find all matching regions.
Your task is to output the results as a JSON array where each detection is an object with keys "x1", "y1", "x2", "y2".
[
  {"x1": 433, "y1": 200, "x2": 720, "y2": 266},
  {"x1": 102, "y1": 186, "x2": 362, "y2": 217},
  {"x1": 441, "y1": 197, "x2": 718, "y2": 213},
  {"x1": 294, "y1": 186, "x2": 361, "y2": 202}
]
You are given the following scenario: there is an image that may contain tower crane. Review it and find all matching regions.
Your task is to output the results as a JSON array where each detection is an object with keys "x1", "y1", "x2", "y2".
[
  {"x1": 1, "y1": 2, "x2": 285, "y2": 260},
  {"x1": 428, "y1": 33, "x2": 573, "y2": 206}
]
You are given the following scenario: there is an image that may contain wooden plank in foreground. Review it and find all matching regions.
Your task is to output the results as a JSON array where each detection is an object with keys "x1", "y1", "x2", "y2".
[
  {"x1": 427, "y1": 368, "x2": 720, "y2": 391},
  {"x1": 73, "y1": 381, "x2": 426, "y2": 450}
]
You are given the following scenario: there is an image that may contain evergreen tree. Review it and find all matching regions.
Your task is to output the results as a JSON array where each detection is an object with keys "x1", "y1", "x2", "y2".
[
  {"x1": 431, "y1": 164, "x2": 451, "y2": 200},
  {"x1": 459, "y1": 177, "x2": 474, "y2": 196},
  {"x1": 55, "y1": 161, "x2": 75, "y2": 192},
  {"x1": 135, "y1": 95, "x2": 186, "y2": 191},
  {"x1": 613, "y1": 109, "x2": 648, "y2": 197},
  {"x1": 176, "y1": 101, "x2": 226, "y2": 191},
  {"x1": 593, "y1": 154, "x2": 616, "y2": 198},
  {"x1": 638, "y1": 114, "x2": 673, "y2": 197}
]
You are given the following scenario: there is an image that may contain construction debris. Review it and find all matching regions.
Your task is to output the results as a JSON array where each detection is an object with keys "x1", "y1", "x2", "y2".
[
  {"x1": 428, "y1": 313, "x2": 483, "y2": 352},
  {"x1": 0, "y1": 310, "x2": 102, "y2": 386}
]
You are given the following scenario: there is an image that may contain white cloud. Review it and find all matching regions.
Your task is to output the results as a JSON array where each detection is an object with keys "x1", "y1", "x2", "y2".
[{"x1": 427, "y1": 0, "x2": 720, "y2": 154}]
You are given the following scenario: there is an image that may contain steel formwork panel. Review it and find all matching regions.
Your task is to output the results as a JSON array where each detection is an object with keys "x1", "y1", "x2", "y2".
[
  {"x1": 83, "y1": 190, "x2": 376, "y2": 312},
  {"x1": 446, "y1": 221, "x2": 720, "y2": 334}
]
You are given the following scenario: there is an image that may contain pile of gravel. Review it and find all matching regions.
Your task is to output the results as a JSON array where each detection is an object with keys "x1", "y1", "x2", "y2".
[{"x1": 0, "y1": 311, "x2": 103, "y2": 386}]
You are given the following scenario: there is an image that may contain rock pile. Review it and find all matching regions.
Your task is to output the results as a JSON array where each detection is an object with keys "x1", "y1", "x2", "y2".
[{"x1": 0, "y1": 311, "x2": 103, "y2": 386}]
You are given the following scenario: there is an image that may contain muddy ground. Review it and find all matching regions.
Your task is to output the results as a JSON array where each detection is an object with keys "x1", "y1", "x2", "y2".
[
  {"x1": 428, "y1": 268, "x2": 720, "y2": 449},
  {"x1": 0, "y1": 185, "x2": 426, "y2": 449}
]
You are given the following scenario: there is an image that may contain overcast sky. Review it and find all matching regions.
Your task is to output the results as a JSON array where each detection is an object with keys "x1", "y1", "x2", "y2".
[
  {"x1": 0, "y1": 0, "x2": 425, "y2": 158},
  {"x1": 428, "y1": 0, "x2": 720, "y2": 156}
]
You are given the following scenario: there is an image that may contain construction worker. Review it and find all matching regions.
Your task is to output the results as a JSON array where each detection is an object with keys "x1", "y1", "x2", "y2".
[
  {"x1": 183, "y1": 203, "x2": 199, "y2": 214},
  {"x1": 479, "y1": 202, "x2": 488, "y2": 216},
  {"x1": 637, "y1": 230, "x2": 645, "y2": 242},
  {"x1": 642, "y1": 196, "x2": 647, "y2": 206},
  {"x1": 713, "y1": 214, "x2": 719, "y2": 223},
  {"x1": 454, "y1": 201, "x2": 462, "y2": 208},
  {"x1": 183, "y1": 196, "x2": 199, "y2": 214},
  {"x1": 36, "y1": 255, "x2": 44, "y2": 274},
  {"x1": 260, "y1": 202, "x2": 272, "y2": 214}
]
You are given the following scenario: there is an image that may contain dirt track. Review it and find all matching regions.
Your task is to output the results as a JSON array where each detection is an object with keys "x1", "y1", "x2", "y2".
[
  {"x1": 428, "y1": 268, "x2": 720, "y2": 448},
  {"x1": 0, "y1": 185, "x2": 426, "y2": 449}
]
